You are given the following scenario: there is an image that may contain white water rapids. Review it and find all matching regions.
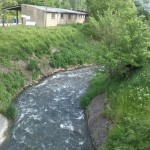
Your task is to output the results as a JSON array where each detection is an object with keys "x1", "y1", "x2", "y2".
[{"x1": 1, "y1": 67, "x2": 95, "y2": 150}]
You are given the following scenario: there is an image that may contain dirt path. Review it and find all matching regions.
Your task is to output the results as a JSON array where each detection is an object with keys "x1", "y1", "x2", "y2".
[{"x1": 86, "y1": 94, "x2": 111, "y2": 150}]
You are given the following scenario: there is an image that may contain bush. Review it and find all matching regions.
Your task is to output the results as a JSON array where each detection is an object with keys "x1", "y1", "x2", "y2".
[
  {"x1": 80, "y1": 73, "x2": 108, "y2": 108},
  {"x1": 4, "y1": 104, "x2": 16, "y2": 119},
  {"x1": 84, "y1": 0, "x2": 150, "y2": 78},
  {"x1": 27, "y1": 60, "x2": 40, "y2": 72}
]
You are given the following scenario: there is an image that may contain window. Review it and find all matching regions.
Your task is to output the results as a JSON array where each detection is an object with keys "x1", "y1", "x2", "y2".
[
  {"x1": 60, "y1": 14, "x2": 64, "y2": 19},
  {"x1": 68, "y1": 14, "x2": 71, "y2": 19},
  {"x1": 51, "y1": 13, "x2": 55, "y2": 19}
]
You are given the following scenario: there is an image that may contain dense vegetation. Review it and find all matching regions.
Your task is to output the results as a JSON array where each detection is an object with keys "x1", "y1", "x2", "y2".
[
  {"x1": 81, "y1": 63, "x2": 150, "y2": 150},
  {"x1": 0, "y1": 0, "x2": 86, "y2": 10},
  {"x1": 80, "y1": 0, "x2": 150, "y2": 149},
  {"x1": 0, "y1": 25, "x2": 99, "y2": 118},
  {"x1": 0, "y1": 0, "x2": 150, "y2": 149},
  {"x1": 85, "y1": 0, "x2": 150, "y2": 77}
]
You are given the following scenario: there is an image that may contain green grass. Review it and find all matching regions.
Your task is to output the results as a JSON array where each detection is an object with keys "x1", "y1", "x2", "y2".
[
  {"x1": 0, "y1": 25, "x2": 99, "y2": 118},
  {"x1": 1, "y1": 25, "x2": 148, "y2": 149},
  {"x1": 81, "y1": 63, "x2": 150, "y2": 150},
  {"x1": 80, "y1": 72, "x2": 109, "y2": 108}
]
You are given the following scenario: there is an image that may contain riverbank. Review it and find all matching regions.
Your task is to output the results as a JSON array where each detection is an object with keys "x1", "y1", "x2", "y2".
[
  {"x1": 86, "y1": 94, "x2": 111, "y2": 150},
  {"x1": 81, "y1": 63, "x2": 150, "y2": 149},
  {"x1": 0, "y1": 25, "x2": 99, "y2": 117},
  {"x1": 0, "y1": 64, "x2": 93, "y2": 146},
  {"x1": 1, "y1": 67, "x2": 95, "y2": 150}
]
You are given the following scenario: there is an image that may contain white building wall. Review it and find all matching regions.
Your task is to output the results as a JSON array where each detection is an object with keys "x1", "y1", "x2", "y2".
[
  {"x1": 22, "y1": 4, "x2": 45, "y2": 26},
  {"x1": 22, "y1": 4, "x2": 86, "y2": 27},
  {"x1": 45, "y1": 13, "x2": 86, "y2": 27},
  {"x1": 46, "y1": 13, "x2": 58, "y2": 27}
]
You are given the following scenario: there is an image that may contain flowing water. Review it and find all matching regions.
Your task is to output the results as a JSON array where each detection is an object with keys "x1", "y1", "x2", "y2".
[{"x1": 2, "y1": 67, "x2": 95, "y2": 150}]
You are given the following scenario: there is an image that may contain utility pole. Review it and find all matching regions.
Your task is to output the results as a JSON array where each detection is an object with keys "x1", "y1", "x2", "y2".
[
  {"x1": 2, "y1": 12, "x2": 4, "y2": 27},
  {"x1": 2, "y1": 0, "x2": 5, "y2": 27},
  {"x1": 44, "y1": 0, "x2": 48, "y2": 27}
]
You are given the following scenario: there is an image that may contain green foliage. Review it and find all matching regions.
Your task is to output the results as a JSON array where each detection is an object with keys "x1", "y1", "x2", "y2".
[
  {"x1": 0, "y1": 25, "x2": 99, "y2": 117},
  {"x1": 82, "y1": 63, "x2": 150, "y2": 150},
  {"x1": 84, "y1": 1, "x2": 150, "y2": 148},
  {"x1": 86, "y1": 0, "x2": 110, "y2": 18},
  {"x1": 3, "y1": 104, "x2": 16, "y2": 119},
  {"x1": 27, "y1": 60, "x2": 40, "y2": 72},
  {"x1": 27, "y1": 60, "x2": 40, "y2": 79},
  {"x1": 103, "y1": 63, "x2": 150, "y2": 150},
  {"x1": 86, "y1": 0, "x2": 136, "y2": 18},
  {"x1": 85, "y1": 0, "x2": 150, "y2": 77},
  {"x1": 50, "y1": 41, "x2": 98, "y2": 68},
  {"x1": 16, "y1": 0, "x2": 87, "y2": 10},
  {"x1": 0, "y1": 70, "x2": 24, "y2": 118},
  {"x1": 134, "y1": 0, "x2": 150, "y2": 21},
  {"x1": 0, "y1": 0, "x2": 18, "y2": 23},
  {"x1": 80, "y1": 73, "x2": 108, "y2": 108}
]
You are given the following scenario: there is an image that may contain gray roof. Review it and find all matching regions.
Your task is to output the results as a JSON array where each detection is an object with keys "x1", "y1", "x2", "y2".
[{"x1": 28, "y1": 5, "x2": 87, "y2": 15}]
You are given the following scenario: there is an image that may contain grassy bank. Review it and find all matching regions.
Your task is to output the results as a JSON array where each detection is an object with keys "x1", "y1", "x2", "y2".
[
  {"x1": 0, "y1": 25, "x2": 99, "y2": 118},
  {"x1": 81, "y1": 63, "x2": 150, "y2": 150}
]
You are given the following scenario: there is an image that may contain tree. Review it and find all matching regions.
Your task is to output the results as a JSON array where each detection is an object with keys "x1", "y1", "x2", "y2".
[
  {"x1": 16, "y1": 0, "x2": 86, "y2": 10},
  {"x1": 86, "y1": 0, "x2": 110, "y2": 18},
  {"x1": 134, "y1": 0, "x2": 150, "y2": 21},
  {"x1": 0, "y1": 0, "x2": 18, "y2": 23},
  {"x1": 85, "y1": 0, "x2": 150, "y2": 77}
]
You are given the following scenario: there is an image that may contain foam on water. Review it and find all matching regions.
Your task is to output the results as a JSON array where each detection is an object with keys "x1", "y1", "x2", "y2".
[
  {"x1": 2, "y1": 67, "x2": 95, "y2": 150},
  {"x1": 0, "y1": 115, "x2": 8, "y2": 145},
  {"x1": 35, "y1": 80, "x2": 48, "y2": 88},
  {"x1": 60, "y1": 121, "x2": 74, "y2": 131},
  {"x1": 25, "y1": 127, "x2": 33, "y2": 134}
]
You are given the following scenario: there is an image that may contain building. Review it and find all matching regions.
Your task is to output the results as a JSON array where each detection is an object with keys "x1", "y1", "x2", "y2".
[{"x1": 21, "y1": 4, "x2": 87, "y2": 27}]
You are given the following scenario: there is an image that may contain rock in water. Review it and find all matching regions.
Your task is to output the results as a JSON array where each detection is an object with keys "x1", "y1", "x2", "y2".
[{"x1": 0, "y1": 114, "x2": 8, "y2": 144}]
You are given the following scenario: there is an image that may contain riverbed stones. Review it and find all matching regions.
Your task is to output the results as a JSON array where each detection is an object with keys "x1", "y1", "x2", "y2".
[
  {"x1": 86, "y1": 94, "x2": 111, "y2": 150},
  {"x1": 0, "y1": 114, "x2": 8, "y2": 144}
]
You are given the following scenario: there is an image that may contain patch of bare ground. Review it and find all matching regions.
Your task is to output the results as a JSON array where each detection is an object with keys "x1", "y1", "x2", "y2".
[
  {"x1": 11, "y1": 60, "x2": 32, "y2": 84},
  {"x1": 11, "y1": 57, "x2": 93, "y2": 86},
  {"x1": 0, "y1": 66, "x2": 9, "y2": 74},
  {"x1": 86, "y1": 94, "x2": 111, "y2": 150},
  {"x1": 51, "y1": 48, "x2": 58, "y2": 53}
]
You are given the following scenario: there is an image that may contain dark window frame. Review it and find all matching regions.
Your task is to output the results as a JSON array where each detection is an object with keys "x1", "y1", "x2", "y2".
[
  {"x1": 60, "y1": 14, "x2": 64, "y2": 19},
  {"x1": 51, "y1": 13, "x2": 55, "y2": 19}
]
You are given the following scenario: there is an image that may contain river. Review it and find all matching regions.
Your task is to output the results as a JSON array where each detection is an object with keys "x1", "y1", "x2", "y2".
[{"x1": 1, "y1": 67, "x2": 95, "y2": 150}]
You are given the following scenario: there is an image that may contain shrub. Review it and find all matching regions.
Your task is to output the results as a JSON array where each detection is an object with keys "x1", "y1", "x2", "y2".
[
  {"x1": 4, "y1": 104, "x2": 16, "y2": 119},
  {"x1": 84, "y1": 0, "x2": 150, "y2": 78},
  {"x1": 27, "y1": 60, "x2": 40, "y2": 72}
]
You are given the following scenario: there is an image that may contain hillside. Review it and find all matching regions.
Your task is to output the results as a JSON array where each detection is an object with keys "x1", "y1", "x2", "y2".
[
  {"x1": 81, "y1": 63, "x2": 150, "y2": 150},
  {"x1": 0, "y1": 25, "x2": 99, "y2": 117},
  {"x1": 1, "y1": 25, "x2": 150, "y2": 150}
]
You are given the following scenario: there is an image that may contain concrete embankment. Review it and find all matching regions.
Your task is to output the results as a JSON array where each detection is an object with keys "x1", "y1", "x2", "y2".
[
  {"x1": 86, "y1": 94, "x2": 111, "y2": 150},
  {"x1": 0, "y1": 114, "x2": 8, "y2": 144}
]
